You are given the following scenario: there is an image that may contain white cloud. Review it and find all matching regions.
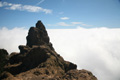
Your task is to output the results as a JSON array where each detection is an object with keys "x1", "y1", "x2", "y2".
[
  {"x1": 81, "y1": 23, "x2": 92, "y2": 26},
  {"x1": 48, "y1": 21, "x2": 92, "y2": 27},
  {"x1": 72, "y1": 22, "x2": 92, "y2": 26},
  {"x1": 0, "y1": 27, "x2": 120, "y2": 80},
  {"x1": 57, "y1": 22, "x2": 72, "y2": 26},
  {"x1": 0, "y1": 1, "x2": 52, "y2": 14},
  {"x1": 47, "y1": 22, "x2": 72, "y2": 27},
  {"x1": 36, "y1": 0, "x2": 45, "y2": 5},
  {"x1": 5, "y1": 4, "x2": 22, "y2": 10},
  {"x1": 60, "y1": 17, "x2": 69, "y2": 20},
  {"x1": 48, "y1": 28, "x2": 120, "y2": 80},
  {"x1": 71, "y1": 22, "x2": 83, "y2": 25},
  {"x1": 0, "y1": 2, "x2": 12, "y2": 7},
  {"x1": 0, "y1": 2, "x2": 3, "y2": 7},
  {"x1": 0, "y1": 27, "x2": 28, "y2": 53}
]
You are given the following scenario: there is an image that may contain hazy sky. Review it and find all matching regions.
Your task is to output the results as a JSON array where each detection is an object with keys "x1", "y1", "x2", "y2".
[
  {"x1": 0, "y1": 0, "x2": 120, "y2": 29},
  {"x1": 0, "y1": 0, "x2": 120, "y2": 80}
]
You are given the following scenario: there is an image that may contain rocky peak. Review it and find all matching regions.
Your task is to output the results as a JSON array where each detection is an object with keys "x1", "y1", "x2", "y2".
[
  {"x1": 36, "y1": 20, "x2": 46, "y2": 30},
  {"x1": 0, "y1": 21, "x2": 97, "y2": 80},
  {"x1": 26, "y1": 20, "x2": 50, "y2": 47}
]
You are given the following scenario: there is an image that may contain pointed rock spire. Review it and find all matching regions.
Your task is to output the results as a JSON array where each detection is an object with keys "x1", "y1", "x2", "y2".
[
  {"x1": 26, "y1": 20, "x2": 50, "y2": 47},
  {"x1": 36, "y1": 20, "x2": 45, "y2": 30}
]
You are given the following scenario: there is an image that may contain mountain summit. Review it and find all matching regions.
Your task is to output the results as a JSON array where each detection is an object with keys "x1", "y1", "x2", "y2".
[
  {"x1": 0, "y1": 21, "x2": 97, "y2": 80},
  {"x1": 27, "y1": 21, "x2": 50, "y2": 47}
]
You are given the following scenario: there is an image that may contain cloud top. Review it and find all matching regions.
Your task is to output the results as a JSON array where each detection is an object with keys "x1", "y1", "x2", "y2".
[
  {"x1": 0, "y1": 27, "x2": 120, "y2": 80},
  {"x1": 48, "y1": 28, "x2": 120, "y2": 80},
  {"x1": 0, "y1": 27, "x2": 28, "y2": 53}
]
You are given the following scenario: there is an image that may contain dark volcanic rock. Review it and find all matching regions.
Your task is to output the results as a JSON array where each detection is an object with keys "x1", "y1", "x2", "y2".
[
  {"x1": 0, "y1": 21, "x2": 97, "y2": 80},
  {"x1": 61, "y1": 69, "x2": 97, "y2": 80},
  {"x1": 19, "y1": 45, "x2": 31, "y2": 54},
  {"x1": 0, "y1": 49, "x2": 8, "y2": 74},
  {"x1": 26, "y1": 21, "x2": 50, "y2": 47}
]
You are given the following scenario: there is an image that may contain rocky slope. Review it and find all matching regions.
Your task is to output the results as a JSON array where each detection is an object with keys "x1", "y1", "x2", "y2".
[{"x1": 0, "y1": 21, "x2": 97, "y2": 80}]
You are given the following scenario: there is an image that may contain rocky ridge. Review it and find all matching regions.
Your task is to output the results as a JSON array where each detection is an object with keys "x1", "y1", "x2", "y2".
[{"x1": 0, "y1": 21, "x2": 97, "y2": 80}]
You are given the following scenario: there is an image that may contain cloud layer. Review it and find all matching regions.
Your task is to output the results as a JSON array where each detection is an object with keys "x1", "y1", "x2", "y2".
[
  {"x1": 0, "y1": 27, "x2": 120, "y2": 80},
  {"x1": 47, "y1": 21, "x2": 92, "y2": 27},
  {"x1": 48, "y1": 28, "x2": 120, "y2": 80},
  {"x1": 0, "y1": 1, "x2": 52, "y2": 14},
  {"x1": 0, "y1": 27, "x2": 28, "y2": 53}
]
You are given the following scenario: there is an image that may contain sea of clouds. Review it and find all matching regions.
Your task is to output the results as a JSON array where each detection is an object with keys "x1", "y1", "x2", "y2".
[{"x1": 0, "y1": 27, "x2": 120, "y2": 80}]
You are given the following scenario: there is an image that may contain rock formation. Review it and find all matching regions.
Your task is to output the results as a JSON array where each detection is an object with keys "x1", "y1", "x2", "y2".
[
  {"x1": 0, "y1": 21, "x2": 97, "y2": 80},
  {"x1": 0, "y1": 49, "x2": 8, "y2": 74}
]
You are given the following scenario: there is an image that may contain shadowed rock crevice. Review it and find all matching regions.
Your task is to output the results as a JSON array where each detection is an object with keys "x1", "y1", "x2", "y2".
[{"x1": 0, "y1": 20, "x2": 97, "y2": 80}]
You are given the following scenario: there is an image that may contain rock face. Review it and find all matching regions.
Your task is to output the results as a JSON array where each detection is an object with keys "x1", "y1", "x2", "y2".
[
  {"x1": 0, "y1": 49, "x2": 8, "y2": 74},
  {"x1": 26, "y1": 21, "x2": 50, "y2": 47},
  {"x1": 0, "y1": 21, "x2": 97, "y2": 80}
]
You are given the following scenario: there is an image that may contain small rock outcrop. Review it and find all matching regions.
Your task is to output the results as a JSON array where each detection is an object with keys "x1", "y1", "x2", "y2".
[{"x1": 0, "y1": 21, "x2": 97, "y2": 80}]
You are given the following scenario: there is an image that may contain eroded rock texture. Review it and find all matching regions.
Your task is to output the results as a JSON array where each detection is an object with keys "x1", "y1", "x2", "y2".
[{"x1": 0, "y1": 21, "x2": 97, "y2": 80}]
